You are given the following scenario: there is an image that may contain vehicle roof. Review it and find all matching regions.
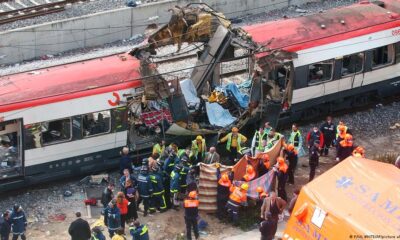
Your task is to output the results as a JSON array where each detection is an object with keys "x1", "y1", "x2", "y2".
[
  {"x1": 243, "y1": 1, "x2": 400, "y2": 57},
  {"x1": 0, "y1": 54, "x2": 141, "y2": 113}
]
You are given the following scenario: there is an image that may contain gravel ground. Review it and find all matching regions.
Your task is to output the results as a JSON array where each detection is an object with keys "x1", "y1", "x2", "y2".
[{"x1": 0, "y1": 0, "x2": 357, "y2": 75}]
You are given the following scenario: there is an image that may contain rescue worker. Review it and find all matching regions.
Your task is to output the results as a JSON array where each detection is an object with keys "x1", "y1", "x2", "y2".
[
  {"x1": 152, "y1": 139, "x2": 166, "y2": 156},
  {"x1": 256, "y1": 187, "x2": 265, "y2": 202},
  {"x1": 309, "y1": 140, "x2": 320, "y2": 182},
  {"x1": 265, "y1": 129, "x2": 282, "y2": 150},
  {"x1": 149, "y1": 168, "x2": 167, "y2": 213},
  {"x1": 336, "y1": 134, "x2": 355, "y2": 162},
  {"x1": 336, "y1": 121, "x2": 348, "y2": 138},
  {"x1": 283, "y1": 144, "x2": 298, "y2": 185},
  {"x1": 306, "y1": 127, "x2": 324, "y2": 155},
  {"x1": 120, "y1": 147, "x2": 132, "y2": 175},
  {"x1": 257, "y1": 153, "x2": 270, "y2": 177},
  {"x1": 111, "y1": 228, "x2": 125, "y2": 240},
  {"x1": 10, "y1": 205, "x2": 26, "y2": 240},
  {"x1": 104, "y1": 199, "x2": 121, "y2": 238},
  {"x1": 137, "y1": 166, "x2": 154, "y2": 216},
  {"x1": 129, "y1": 220, "x2": 149, "y2": 240},
  {"x1": 184, "y1": 191, "x2": 200, "y2": 240},
  {"x1": 352, "y1": 146, "x2": 365, "y2": 158},
  {"x1": 101, "y1": 183, "x2": 114, "y2": 209},
  {"x1": 170, "y1": 164, "x2": 182, "y2": 210},
  {"x1": 91, "y1": 227, "x2": 106, "y2": 240},
  {"x1": 251, "y1": 127, "x2": 266, "y2": 156},
  {"x1": 242, "y1": 164, "x2": 256, "y2": 182},
  {"x1": 287, "y1": 123, "x2": 302, "y2": 151},
  {"x1": 216, "y1": 163, "x2": 232, "y2": 220},
  {"x1": 226, "y1": 183, "x2": 248, "y2": 224},
  {"x1": 179, "y1": 156, "x2": 191, "y2": 194},
  {"x1": 163, "y1": 149, "x2": 179, "y2": 209},
  {"x1": 274, "y1": 157, "x2": 288, "y2": 201},
  {"x1": 260, "y1": 192, "x2": 286, "y2": 240},
  {"x1": 263, "y1": 122, "x2": 272, "y2": 136},
  {"x1": 1, "y1": 211, "x2": 11, "y2": 240},
  {"x1": 190, "y1": 135, "x2": 206, "y2": 164},
  {"x1": 218, "y1": 127, "x2": 247, "y2": 165},
  {"x1": 68, "y1": 212, "x2": 91, "y2": 240},
  {"x1": 320, "y1": 116, "x2": 336, "y2": 156}
]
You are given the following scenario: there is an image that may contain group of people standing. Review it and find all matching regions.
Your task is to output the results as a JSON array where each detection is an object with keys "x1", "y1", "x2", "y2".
[{"x1": 0, "y1": 205, "x2": 27, "y2": 240}]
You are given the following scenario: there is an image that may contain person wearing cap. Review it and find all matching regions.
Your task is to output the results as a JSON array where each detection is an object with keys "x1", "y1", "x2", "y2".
[
  {"x1": 336, "y1": 134, "x2": 356, "y2": 162},
  {"x1": 68, "y1": 212, "x2": 90, "y2": 240},
  {"x1": 120, "y1": 147, "x2": 132, "y2": 175},
  {"x1": 216, "y1": 163, "x2": 232, "y2": 220},
  {"x1": 1, "y1": 211, "x2": 11, "y2": 240},
  {"x1": 320, "y1": 116, "x2": 336, "y2": 156},
  {"x1": 91, "y1": 226, "x2": 106, "y2": 240},
  {"x1": 104, "y1": 200, "x2": 121, "y2": 238},
  {"x1": 287, "y1": 123, "x2": 302, "y2": 151},
  {"x1": 242, "y1": 164, "x2": 256, "y2": 182},
  {"x1": 190, "y1": 135, "x2": 206, "y2": 164},
  {"x1": 265, "y1": 129, "x2": 282, "y2": 151},
  {"x1": 260, "y1": 192, "x2": 286, "y2": 240},
  {"x1": 309, "y1": 140, "x2": 320, "y2": 182},
  {"x1": 129, "y1": 220, "x2": 149, "y2": 240},
  {"x1": 152, "y1": 139, "x2": 166, "y2": 156},
  {"x1": 226, "y1": 183, "x2": 248, "y2": 224},
  {"x1": 9, "y1": 205, "x2": 27, "y2": 240},
  {"x1": 283, "y1": 144, "x2": 298, "y2": 185},
  {"x1": 170, "y1": 164, "x2": 182, "y2": 210},
  {"x1": 273, "y1": 157, "x2": 288, "y2": 201},
  {"x1": 137, "y1": 166, "x2": 154, "y2": 216},
  {"x1": 184, "y1": 191, "x2": 200, "y2": 240},
  {"x1": 256, "y1": 153, "x2": 270, "y2": 177},
  {"x1": 352, "y1": 146, "x2": 365, "y2": 158},
  {"x1": 218, "y1": 127, "x2": 247, "y2": 165},
  {"x1": 306, "y1": 127, "x2": 324, "y2": 156}
]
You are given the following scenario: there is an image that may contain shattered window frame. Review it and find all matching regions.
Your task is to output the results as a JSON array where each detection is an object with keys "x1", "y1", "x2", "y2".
[
  {"x1": 341, "y1": 52, "x2": 364, "y2": 77},
  {"x1": 308, "y1": 59, "x2": 334, "y2": 85},
  {"x1": 40, "y1": 117, "x2": 73, "y2": 146},
  {"x1": 82, "y1": 110, "x2": 112, "y2": 138},
  {"x1": 371, "y1": 44, "x2": 394, "y2": 70}
]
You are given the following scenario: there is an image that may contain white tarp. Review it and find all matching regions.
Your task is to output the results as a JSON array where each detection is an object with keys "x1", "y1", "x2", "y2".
[
  {"x1": 206, "y1": 102, "x2": 236, "y2": 127},
  {"x1": 179, "y1": 79, "x2": 200, "y2": 108}
]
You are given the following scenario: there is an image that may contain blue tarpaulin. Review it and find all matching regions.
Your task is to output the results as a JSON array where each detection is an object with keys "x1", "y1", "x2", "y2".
[
  {"x1": 206, "y1": 102, "x2": 236, "y2": 127},
  {"x1": 225, "y1": 83, "x2": 249, "y2": 108}
]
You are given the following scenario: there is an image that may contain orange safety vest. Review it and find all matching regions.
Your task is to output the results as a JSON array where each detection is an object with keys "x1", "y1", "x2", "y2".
[
  {"x1": 229, "y1": 187, "x2": 247, "y2": 203},
  {"x1": 184, "y1": 199, "x2": 199, "y2": 208},
  {"x1": 218, "y1": 178, "x2": 231, "y2": 187}
]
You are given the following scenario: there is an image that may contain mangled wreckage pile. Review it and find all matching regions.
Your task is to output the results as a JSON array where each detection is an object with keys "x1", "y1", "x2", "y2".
[{"x1": 127, "y1": 3, "x2": 295, "y2": 138}]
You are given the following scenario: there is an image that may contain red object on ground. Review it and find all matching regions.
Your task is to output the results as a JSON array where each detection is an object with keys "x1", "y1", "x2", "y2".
[{"x1": 84, "y1": 198, "x2": 97, "y2": 206}]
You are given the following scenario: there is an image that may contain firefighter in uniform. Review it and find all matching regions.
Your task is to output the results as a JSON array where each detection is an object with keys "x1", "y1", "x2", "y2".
[
  {"x1": 184, "y1": 191, "x2": 200, "y2": 240},
  {"x1": 179, "y1": 156, "x2": 191, "y2": 194},
  {"x1": 219, "y1": 127, "x2": 247, "y2": 165},
  {"x1": 226, "y1": 183, "x2": 248, "y2": 224},
  {"x1": 170, "y1": 164, "x2": 182, "y2": 210},
  {"x1": 149, "y1": 168, "x2": 167, "y2": 213},
  {"x1": 137, "y1": 166, "x2": 154, "y2": 216},
  {"x1": 10, "y1": 205, "x2": 27, "y2": 240},
  {"x1": 129, "y1": 220, "x2": 149, "y2": 240}
]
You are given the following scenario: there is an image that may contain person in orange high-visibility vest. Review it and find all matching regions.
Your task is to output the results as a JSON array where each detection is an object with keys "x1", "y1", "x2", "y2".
[
  {"x1": 226, "y1": 183, "x2": 248, "y2": 224},
  {"x1": 216, "y1": 163, "x2": 232, "y2": 220},
  {"x1": 184, "y1": 191, "x2": 200, "y2": 240}
]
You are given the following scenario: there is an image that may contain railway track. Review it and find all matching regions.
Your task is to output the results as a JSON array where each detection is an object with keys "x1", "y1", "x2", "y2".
[{"x1": 0, "y1": 0, "x2": 84, "y2": 25}]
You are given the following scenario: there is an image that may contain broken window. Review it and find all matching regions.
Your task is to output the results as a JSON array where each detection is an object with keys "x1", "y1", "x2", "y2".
[
  {"x1": 1, "y1": 119, "x2": 23, "y2": 179},
  {"x1": 41, "y1": 118, "x2": 72, "y2": 145},
  {"x1": 82, "y1": 110, "x2": 111, "y2": 137},
  {"x1": 372, "y1": 45, "x2": 394, "y2": 69},
  {"x1": 342, "y1": 53, "x2": 364, "y2": 76},
  {"x1": 308, "y1": 59, "x2": 334, "y2": 85}
]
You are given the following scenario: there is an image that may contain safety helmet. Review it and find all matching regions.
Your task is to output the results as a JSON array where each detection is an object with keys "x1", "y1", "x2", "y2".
[
  {"x1": 196, "y1": 135, "x2": 203, "y2": 141},
  {"x1": 256, "y1": 187, "x2": 264, "y2": 193},
  {"x1": 338, "y1": 125, "x2": 346, "y2": 131},
  {"x1": 221, "y1": 173, "x2": 229, "y2": 182},
  {"x1": 287, "y1": 144, "x2": 295, "y2": 151},
  {"x1": 260, "y1": 192, "x2": 268, "y2": 198},
  {"x1": 232, "y1": 127, "x2": 239, "y2": 133},
  {"x1": 345, "y1": 134, "x2": 353, "y2": 141},
  {"x1": 188, "y1": 191, "x2": 197, "y2": 199},
  {"x1": 277, "y1": 157, "x2": 285, "y2": 165},
  {"x1": 240, "y1": 183, "x2": 249, "y2": 191},
  {"x1": 247, "y1": 165, "x2": 255, "y2": 174}
]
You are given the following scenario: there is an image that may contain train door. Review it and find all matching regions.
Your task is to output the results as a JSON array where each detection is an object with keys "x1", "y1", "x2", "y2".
[{"x1": 0, "y1": 119, "x2": 24, "y2": 180}]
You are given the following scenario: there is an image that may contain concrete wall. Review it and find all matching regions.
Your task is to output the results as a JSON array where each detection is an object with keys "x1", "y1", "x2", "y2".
[{"x1": 0, "y1": 0, "x2": 312, "y2": 65}]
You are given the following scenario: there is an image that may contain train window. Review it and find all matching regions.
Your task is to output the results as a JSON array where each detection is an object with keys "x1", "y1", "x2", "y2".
[
  {"x1": 1, "y1": 119, "x2": 23, "y2": 180},
  {"x1": 308, "y1": 59, "x2": 334, "y2": 85},
  {"x1": 82, "y1": 110, "x2": 111, "y2": 137},
  {"x1": 24, "y1": 123, "x2": 42, "y2": 149},
  {"x1": 372, "y1": 45, "x2": 394, "y2": 69},
  {"x1": 342, "y1": 53, "x2": 364, "y2": 76},
  {"x1": 41, "y1": 118, "x2": 72, "y2": 145}
]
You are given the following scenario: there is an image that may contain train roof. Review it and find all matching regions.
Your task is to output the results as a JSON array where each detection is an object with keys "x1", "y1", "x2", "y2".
[
  {"x1": 244, "y1": 0, "x2": 400, "y2": 57},
  {"x1": 0, "y1": 54, "x2": 141, "y2": 113}
]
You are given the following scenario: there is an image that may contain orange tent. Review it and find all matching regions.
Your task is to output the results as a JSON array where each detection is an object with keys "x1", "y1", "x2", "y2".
[{"x1": 283, "y1": 157, "x2": 400, "y2": 239}]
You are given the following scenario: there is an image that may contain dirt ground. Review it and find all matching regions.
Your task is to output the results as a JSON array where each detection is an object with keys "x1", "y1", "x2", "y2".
[{"x1": 4, "y1": 127, "x2": 399, "y2": 240}]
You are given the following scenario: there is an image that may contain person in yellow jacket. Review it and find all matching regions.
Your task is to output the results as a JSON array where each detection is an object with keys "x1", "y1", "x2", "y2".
[
  {"x1": 111, "y1": 228, "x2": 125, "y2": 240},
  {"x1": 152, "y1": 139, "x2": 166, "y2": 156},
  {"x1": 218, "y1": 127, "x2": 247, "y2": 165},
  {"x1": 190, "y1": 135, "x2": 206, "y2": 163}
]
